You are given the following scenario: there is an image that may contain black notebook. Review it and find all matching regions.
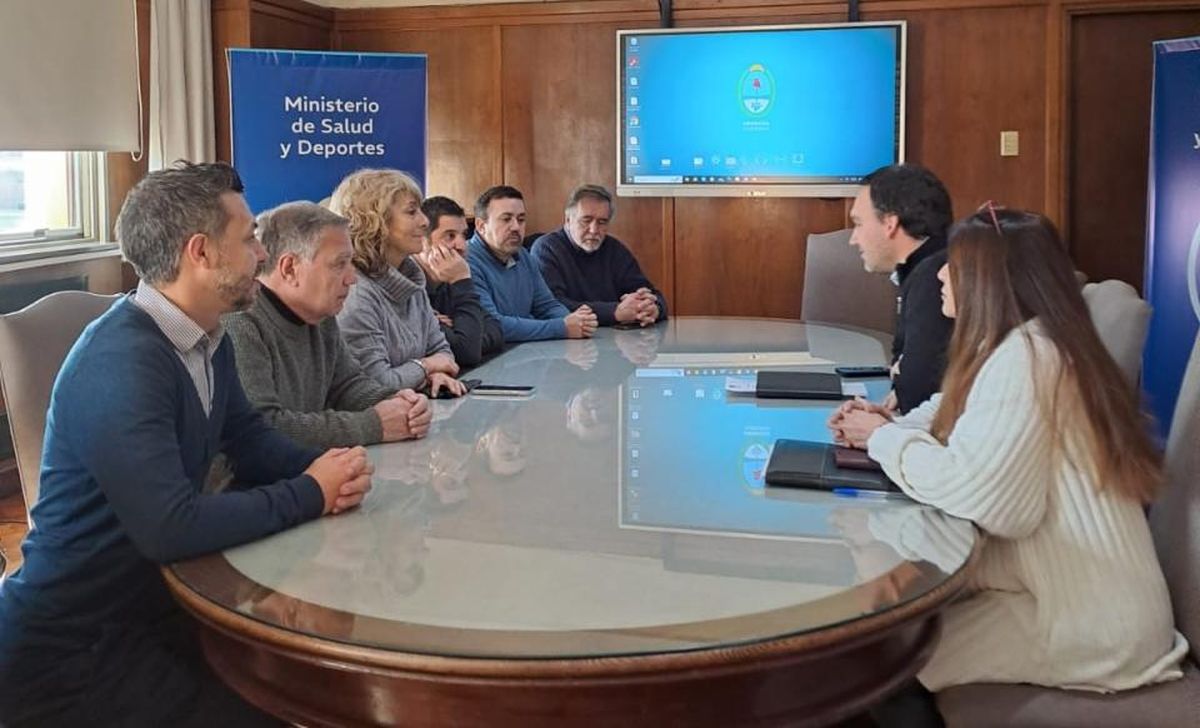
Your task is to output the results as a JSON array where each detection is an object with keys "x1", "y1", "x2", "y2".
[
  {"x1": 755, "y1": 371, "x2": 846, "y2": 400},
  {"x1": 764, "y1": 440, "x2": 898, "y2": 492}
]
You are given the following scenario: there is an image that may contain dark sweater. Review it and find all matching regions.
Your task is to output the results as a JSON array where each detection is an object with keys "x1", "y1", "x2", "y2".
[
  {"x1": 426, "y1": 276, "x2": 504, "y2": 368},
  {"x1": 0, "y1": 297, "x2": 324, "y2": 654},
  {"x1": 531, "y1": 228, "x2": 668, "y2": 326},
  {"x1": 891, "y1": 236, "x2": 953, "y2": 413},
  {"x1": 224, "y1": 286, "x2": 396, "y2": 448}
]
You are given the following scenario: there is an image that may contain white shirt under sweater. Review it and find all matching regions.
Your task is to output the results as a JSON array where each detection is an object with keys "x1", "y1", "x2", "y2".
[{"x1": 867, "y1": 321, "x2": 1188, "y2": 693}]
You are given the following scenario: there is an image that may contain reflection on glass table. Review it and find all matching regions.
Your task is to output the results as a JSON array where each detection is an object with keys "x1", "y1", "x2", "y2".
[
  {"x1": 621, "y1": 365, "x2": 891, "y2": 542},
  {"x1": 174, "y1": 319, "x2": 967, "y2": 655},
  {"x1": 164, "y1": 318, "x2": 973, "y2": 728}
]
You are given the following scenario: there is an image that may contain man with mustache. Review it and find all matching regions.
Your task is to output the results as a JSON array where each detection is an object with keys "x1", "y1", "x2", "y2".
[
  {"x1": 532, "y1": 184, "x2": 667, "y2": 327},
  {"x1": 466, "y1": 185, "x2": 598, "y2": 342},
  {"x1": 0, "y1": 163, "x2": 374, "y2": 726},
  {"x1": 224, "y1": 201, "x2": 432, "y2": 449}
]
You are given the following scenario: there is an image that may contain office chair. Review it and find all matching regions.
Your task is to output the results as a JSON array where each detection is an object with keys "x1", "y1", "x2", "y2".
[
  {"x1": 0, "y1": 291, "x2": 119, "y2": 522},
  {"x1": 1081, "y1": 279, "x2": 1152, "y2": 385},
  {"x1": 801, "y1": 229, "x2": 896, "y2": 335}
]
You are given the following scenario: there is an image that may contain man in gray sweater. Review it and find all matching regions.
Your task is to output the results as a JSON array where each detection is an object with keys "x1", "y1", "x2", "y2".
[{"x1": 224, "y1": 201, "x2": 431, "y2": 448}]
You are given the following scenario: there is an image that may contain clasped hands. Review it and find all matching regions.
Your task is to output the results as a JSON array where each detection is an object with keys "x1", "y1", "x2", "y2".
[
  {"x1": 564, "y1": 305, "x2": 599, "y2": 338},
  {"x1": 306, "y1": 446, "x2": 375, "y2": 516},
  {"x1": 374, "y1": 388, "x2": 434, "y2": 441},
  {"x1": 616, "y1": 288, "x2": 659, "y2": 327},
  {"x1": 827, "y1": 396, "x2": 894, "y2": 449}
]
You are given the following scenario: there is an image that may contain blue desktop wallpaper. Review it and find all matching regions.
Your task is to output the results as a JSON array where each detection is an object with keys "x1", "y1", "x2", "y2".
[
  {"x1": 620, "y1": 370, "x2": 892, "y2": 539},
  {"x1": 621, "y1": 26, "x2": 900, "y2": 184}
]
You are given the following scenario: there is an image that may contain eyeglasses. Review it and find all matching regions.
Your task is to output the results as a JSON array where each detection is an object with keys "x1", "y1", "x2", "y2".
[{"x1": 979, "y1": 200, "x2": 1003, "y2": 235}]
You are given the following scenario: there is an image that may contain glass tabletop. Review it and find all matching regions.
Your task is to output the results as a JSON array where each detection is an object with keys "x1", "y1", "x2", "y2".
[{"x1": 170, "y1": 317, "x2": 975, "y2": 659}]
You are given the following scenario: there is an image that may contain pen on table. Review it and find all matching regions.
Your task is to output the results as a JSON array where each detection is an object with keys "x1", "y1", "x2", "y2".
[{"x1": 832, "y1": 487, "x2": 906, "y2": 500}]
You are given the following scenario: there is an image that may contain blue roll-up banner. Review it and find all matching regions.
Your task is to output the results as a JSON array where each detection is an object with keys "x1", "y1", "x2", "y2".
[
  {"x1": 1145, "y1": 37, "x2": 1200, "y2": 436},
  {"x1": 227, "y1": 49, "x2": 427, "y2": 214}
]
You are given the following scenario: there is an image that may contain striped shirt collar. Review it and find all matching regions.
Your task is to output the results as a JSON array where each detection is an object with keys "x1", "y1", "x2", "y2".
[{"x1": 132, "y1": 280, "x2": 225, "y2": 354}]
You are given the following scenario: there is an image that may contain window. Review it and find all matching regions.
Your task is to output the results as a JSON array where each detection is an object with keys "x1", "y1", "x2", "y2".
[{"x1": 0, "y1": 151, "x2": 107, "y2": 251}]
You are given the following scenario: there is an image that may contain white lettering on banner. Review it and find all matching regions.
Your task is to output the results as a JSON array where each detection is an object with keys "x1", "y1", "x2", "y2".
[
  {"x1": 283, "y1": 96, "x2": 381, "y2": 114},
  {"x1": 1193, "y1": 132, "x2": 1200, "y2": 150},
  {"x1": 296, "y1": 140, "x2": 386, "y2": 158},
  {"x1": 321, "y1": 118, "x2": 374, "y2": 135},
  {"x1": 280, "y1": 95, "x2": 387, "y2": 160}
]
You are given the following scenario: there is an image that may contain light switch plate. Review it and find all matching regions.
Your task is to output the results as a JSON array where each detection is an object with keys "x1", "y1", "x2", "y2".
[{"x1": 1001, "y1": 131, "x2": 1020, "y2": 157}]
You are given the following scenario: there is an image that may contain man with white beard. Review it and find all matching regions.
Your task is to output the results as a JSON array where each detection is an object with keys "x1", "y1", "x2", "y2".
[{"x1": 532, "y1": 184, "x2": 667, "y2": 328}]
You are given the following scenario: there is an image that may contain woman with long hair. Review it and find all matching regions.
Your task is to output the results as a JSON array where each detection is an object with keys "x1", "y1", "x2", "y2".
[
  {"x1": 331, "y1": 169, "x2": 466, "y2": 397},
  {"x1": 830, "y1": 206, "x2": 1187, "y2": 723}
]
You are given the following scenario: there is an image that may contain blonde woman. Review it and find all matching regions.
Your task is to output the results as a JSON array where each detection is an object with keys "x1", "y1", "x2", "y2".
[{"x1": 332, "y1": 169, "x2": 466, "y2": 397}]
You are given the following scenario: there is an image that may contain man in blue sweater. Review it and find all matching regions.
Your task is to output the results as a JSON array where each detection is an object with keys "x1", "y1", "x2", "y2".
[
  {"x1": 532, "y1": 184, "x2": 667, "y2": 327},
  {"x1": 0, "y1": 162, "x2": 373, "y2": 727},
  {"x1": 466, "y1": 185, "x2": 598, "y2": 342}
]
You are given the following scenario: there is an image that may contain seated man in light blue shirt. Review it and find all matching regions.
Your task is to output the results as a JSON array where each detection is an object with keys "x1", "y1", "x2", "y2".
[{"x1": 466, "y1": 185, "x2": 597, "y2": 342}]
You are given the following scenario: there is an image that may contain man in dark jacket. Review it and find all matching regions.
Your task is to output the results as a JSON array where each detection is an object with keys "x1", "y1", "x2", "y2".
[
  {"x1": 415, "y1": 196, "x2": 504, "y2": 367},
  {"x1": 531, "y1": 184, "x2": 667, "y2": 328},
  {"x1": 848, "y1": 164, "x2": 954, "y2": 414}
]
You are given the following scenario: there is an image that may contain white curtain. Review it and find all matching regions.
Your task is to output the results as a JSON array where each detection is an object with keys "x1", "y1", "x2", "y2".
[
  {"x1": 0, "y1": 0, "x2": 139, "y2": 151},
  {"x1": 149, "y1": 0, "x2": 214, "y2": 169}
]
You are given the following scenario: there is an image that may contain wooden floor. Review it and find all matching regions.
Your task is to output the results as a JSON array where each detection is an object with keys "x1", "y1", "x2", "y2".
[{"x1": 0, "y1": 488, "x2": 27, "y2": 577}]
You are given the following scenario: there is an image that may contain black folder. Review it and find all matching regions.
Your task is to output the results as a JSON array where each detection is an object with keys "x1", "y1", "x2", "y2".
[
  {"x1": 755, "y1": 371, "x2": 846, "y2": 400},
  {"x1": 764, "y1": 440, "x2": 898, "y2": 491}
]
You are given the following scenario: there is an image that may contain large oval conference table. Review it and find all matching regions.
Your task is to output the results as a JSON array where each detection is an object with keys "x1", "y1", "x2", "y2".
[{"x1": 165, "y1": 317, "x2": 979, "y2": 727}]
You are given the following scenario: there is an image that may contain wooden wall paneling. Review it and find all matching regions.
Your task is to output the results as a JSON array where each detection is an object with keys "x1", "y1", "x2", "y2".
[
  {"x1": 333, "y1": 25, "x2": 504, "y2": 210},
  {"x1": 212, "y1": 0, "x2": 333, "y2": 162},
  {"x1": 499, "y1": 22, "x2": 670, "y2": 291},
  {"x1": 864, "y1": 4, "x2": 1047, "y2": 218},
  {"x1": 1066, "y1": 7, "x2": 1200, "y2": 290},
  {"x1": 1044, "y1": 1, "x2": 1067, "y2": 228},
  {"x1": 673, "y1": 197, "x2": 846, "y2": 317},
  {"x1": 250, "y1": 0, "x2": 334, "y2": 49},
  {"x1": 491, "y1": 24, "x2": 504, "y2": 188},
  {"x1": 672, "y1": 1, "x2": 852, "y2": 23},
  {"x1": 213, "y1": 0, "x2": 254, "y2": 163},
  {"x1": 335, "y1": 1, "x2": 655, "y2": 32},
  {"x1": 661, "y1": 198, "x2": 676, "y2": 308}
]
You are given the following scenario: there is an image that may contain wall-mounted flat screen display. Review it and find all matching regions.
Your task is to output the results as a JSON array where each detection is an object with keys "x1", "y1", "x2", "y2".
[{"x1": 617, "y1": 22, "x2": 906, "y2": 198}]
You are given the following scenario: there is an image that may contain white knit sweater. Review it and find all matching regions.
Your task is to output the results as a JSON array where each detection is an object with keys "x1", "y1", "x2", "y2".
[{"x1": 867, "y1": 322, "x2": 1189, "y2": 692}]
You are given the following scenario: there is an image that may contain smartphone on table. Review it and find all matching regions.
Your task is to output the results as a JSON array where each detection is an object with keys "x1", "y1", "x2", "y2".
[{"x1": 471, "y1": 384, "x2": 536, "y2": 397}]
